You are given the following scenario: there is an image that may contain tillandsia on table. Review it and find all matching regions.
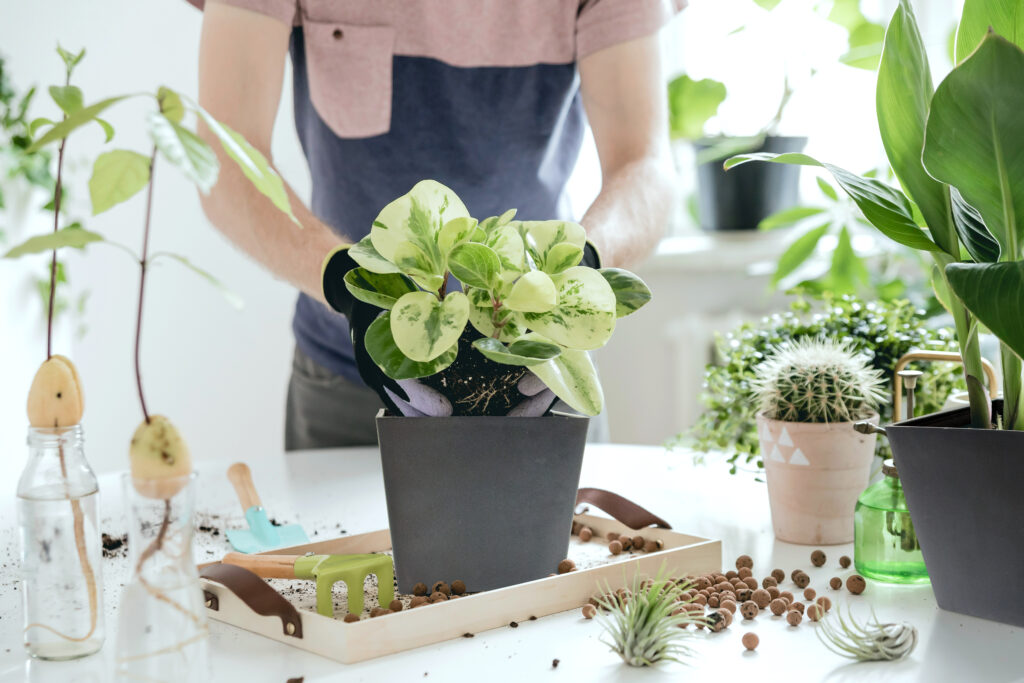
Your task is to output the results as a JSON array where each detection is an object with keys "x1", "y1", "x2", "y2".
[
  {"x1": 674, "y1": 296, "x2": 962, "y2": 473},
  {"x1": 13, "y1": 46, "x2": 298, "y2": 651},
  {"x1": 341, "y1": 180, "x2": 652, "y2": 416},
  {"x1": 593, "y1": 570, "x2": 705, "y2": 667},
  {"x1": 727, "y1": 0, "x2": 1024, "y2": 433},
  {"x1": 816, "y1": 607, "x2": 918, "y2": 661}
]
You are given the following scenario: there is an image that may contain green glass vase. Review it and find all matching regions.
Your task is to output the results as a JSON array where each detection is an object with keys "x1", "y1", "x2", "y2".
[{"x1": 853, "y1": 459, "x2": 930, "y2": 584}]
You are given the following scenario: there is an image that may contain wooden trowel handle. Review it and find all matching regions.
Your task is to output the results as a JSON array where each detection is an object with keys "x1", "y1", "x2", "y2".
[
  {"x1": 221, "y1": 552, "x2": 299, "y2": 579},
  {"x1": 227, "y1": 462, "x2": 262, "y2": 511}
]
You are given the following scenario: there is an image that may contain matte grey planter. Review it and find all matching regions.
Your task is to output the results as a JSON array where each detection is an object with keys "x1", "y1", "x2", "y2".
[
  {"x1": 376, "y1": 411, "x2": 589, "y2": 593},
  {"x1": 887, "y1": 400, "x2": 1024, "y2": 627},
  {"x1": 693, "y1": 135, "x2": 807, "y2": 231}
]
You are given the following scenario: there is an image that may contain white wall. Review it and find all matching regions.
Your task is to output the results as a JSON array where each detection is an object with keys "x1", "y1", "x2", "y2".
[{"x1": 0, "y1": 0, "x2": 309, "y2": 480}]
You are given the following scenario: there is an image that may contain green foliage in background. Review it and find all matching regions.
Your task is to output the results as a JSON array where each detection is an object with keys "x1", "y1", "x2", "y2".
[{"x1": 673, "y1": 296, "x2": 962, "y2": 474}]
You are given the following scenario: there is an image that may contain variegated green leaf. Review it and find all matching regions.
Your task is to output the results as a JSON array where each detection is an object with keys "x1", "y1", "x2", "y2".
[
  {"x1": 543, "y1": 242, "x2": 584, "y2": 274},
  {"x1": 390, "y1": 291, "x2": 469, "y2": 362},
  {"x1": 522, "y1": 267, "x2": 616, "y2": 350},
  {"x1": 148, "y1": 111, "x2": 219, "y2": 193},
  {"x1": 349, "y1": 235, "x2": 400, "y2": 273},
  {"x1": 343, "y1": 268, "x2": 418, "y2": 309},
  {"x1": 365, "y1": 312, "x2": 457, "y2": 379},
  {"x1": 439, "y1": 216, "x2": 478, "y2": 254},
  {"x1": 394, "y1": 242, "x2": 444, "y2": 291},
  {"x1": 504, "y1": 270, "x2": 557, "y2": 313},
  {"x1": 472, "y1": 337, "x2": 561, "y2": 366},
  {"x1": 517, "y1": 220, "x2": 587, "y2": 271},
  {"x1": 370, "y1": 180, "x2": 468, "y2": 280},
  {"x1": 599, "y1": 268, "x2": 652, "y2": 317},
  {"x1": 479, "y1": 208, "x2": 517, "y2": 235},
  {"x1": 448, "y1": 242, "x2": 500, "y2": 290},
  {"x1": 485, "y1": 224, "x2": 527, "y2": 285},
  {"x1": 523, "y1": 336, "x2": 603, "y2": 415}
]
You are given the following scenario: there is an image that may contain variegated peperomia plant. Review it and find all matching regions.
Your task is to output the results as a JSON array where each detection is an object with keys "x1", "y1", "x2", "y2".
[{"x1": 344, "y1": 180, "x2": 651, "y2": 416}]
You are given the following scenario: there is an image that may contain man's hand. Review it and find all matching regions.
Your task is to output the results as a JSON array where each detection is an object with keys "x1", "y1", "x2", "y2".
[
  {"x1": 579, "y1": 33, "x2": 676, "y2": 268},
  {"x1": 197, "y1": 2, "x2": 343, "y2": 303}
]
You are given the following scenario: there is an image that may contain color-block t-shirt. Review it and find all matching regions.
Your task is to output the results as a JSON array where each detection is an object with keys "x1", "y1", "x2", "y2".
[{"x1": 200, "y1": 0, "x2": 684, "y2": 382}]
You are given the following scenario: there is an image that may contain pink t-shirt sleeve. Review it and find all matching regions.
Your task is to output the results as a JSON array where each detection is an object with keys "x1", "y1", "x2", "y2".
[
  {"x1": 185, "y1": 0, "x2": 298, "y2": 26},
  {"x1": 576, "y1": 0, "x2": 686, "y2": 59}
]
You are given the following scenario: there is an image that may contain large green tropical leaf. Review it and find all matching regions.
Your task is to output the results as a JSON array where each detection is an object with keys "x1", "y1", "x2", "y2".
[
  {"x1": 841, "y1": 21, "x2": 886, "y2": 70},
  {"x1": 148, "y1": 112, "x2": 219, "y2": 193},
  {"x1": 598, "y1": 268, "x2": 652, "y2": 317},
  {"x1": 3, "y1": 226, "x2": 105, "y2": 258},
  {"x1": 951, "y1": 188, "x2": 1000, "y2": 263},
  {"x1": 471, "y1": 337, "x2": 561, "y2": 366},
  {"x1": 28, "y1": 95, "x2": 131, "y2": 151},
  {"x1": 370, "y1": 180, "x2": 468, "y2": 279},
  {"x1": 726, "y1": 152, "x2": 940, "y2": 253},
  {"x1": 667, "y1": 74, "x2": 727, "y2": 140},
  {"x1": 876, "y1": 0, "x2": 957, "y2": 256},
  {"x1": 343, "y1": 268, "x2": 418, "y2": 310},
  {"x1": 923, "y1": 33, "x2": 1024, "y2": 260},
  {"x1": 89, "y1": 149, "x2": 151, "y2": 215},
  {"x1": 522, "y1": 266, "x2": 616, "y2": 350},
  {"x1": 758, "y1": 206, "x2": 825, "y2": 231},
  {"x1": 955, "y1": 0, "x2": 1024, "y2": 63},
  {"x1": 194, "y1": 106, "x2": 298, "y2": 223},
  {"x1": 365, "y1": 312, "x2": 457, "y2": 380},
  {"x1": 523, "y1": 338, "x2": 603, "y2": 415},
  {"x1": 946, "y1": 262, "x2": 1024, "y2": 360},
  {"x1": 390, "y1": 291, "x2": 469, "y2": 362}
]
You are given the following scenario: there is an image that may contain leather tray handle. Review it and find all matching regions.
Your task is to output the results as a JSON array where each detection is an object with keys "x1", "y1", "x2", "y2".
[
  {"x1": 575, "y1": 488, "x2": 672, "y2": 530},
  {"x1": 200, "y1": 563, "x2": 304, "y2": 639}
]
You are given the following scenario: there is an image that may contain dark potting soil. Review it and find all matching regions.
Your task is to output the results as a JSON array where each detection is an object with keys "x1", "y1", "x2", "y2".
[
  {"x1": 101, "y1": 533, "x2": 127, "y2": 559},
  {"x1": 420, "y1": 328, "x2": 535, "y2": 416}
]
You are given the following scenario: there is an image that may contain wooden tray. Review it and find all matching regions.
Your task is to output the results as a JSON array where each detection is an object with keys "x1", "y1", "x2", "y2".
[{"x1": 199, "y1": 514, "x2": 721, "y2": 664}]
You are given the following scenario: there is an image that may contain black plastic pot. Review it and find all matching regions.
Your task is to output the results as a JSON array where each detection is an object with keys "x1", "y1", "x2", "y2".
[
  {"x1": 376, "y1": 411, "x2": 589, "y2": 593},
  {"x1": 693, "y1": 135, "x2": 807, "y2": 231},
  {"x1": 887, "y1": 400, "x2": 1024, "y2": 627}
]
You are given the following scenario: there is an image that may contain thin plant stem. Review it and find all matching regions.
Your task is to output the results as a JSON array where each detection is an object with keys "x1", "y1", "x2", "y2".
[
  {"x1": 45, "y1": 70, "x2": 71, "y2": 360},
  {"x1": 134, "y1": 497, "x2": 203, "y2": 629},
  {"x1": 134, "y1": 147, "x2": 158, "y2": 424}
]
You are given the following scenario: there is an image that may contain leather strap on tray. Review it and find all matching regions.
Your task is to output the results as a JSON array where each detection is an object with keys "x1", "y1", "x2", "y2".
[
  {"x1": 576, "y1": 488, "x2": 672, "y2": 530},
  {"x1": 200, "y1": 563, "x2": 304, "y2": 639}
]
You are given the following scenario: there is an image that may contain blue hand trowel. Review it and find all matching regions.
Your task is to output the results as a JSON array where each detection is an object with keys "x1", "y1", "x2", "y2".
[{"x1": 225, "y1": 462, "x2": 309, "y2": 553}]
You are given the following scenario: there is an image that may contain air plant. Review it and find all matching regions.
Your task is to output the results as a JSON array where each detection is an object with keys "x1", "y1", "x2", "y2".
[
  {"x1": 816, "y1": 607, "x2": 918, "y2": 661},
  {"x1": 593, "y1": 571, "x2": 705, "y2": 667},
  {"x1": 753, "y1": 337, "x2": 887, "y2": 423}
]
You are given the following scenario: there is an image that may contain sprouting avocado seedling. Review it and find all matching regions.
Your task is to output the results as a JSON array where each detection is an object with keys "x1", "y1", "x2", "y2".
[
  {"x1": 26, "y1": 354, "x2": 84, "y2": 428},
  {"x1": 129, "y1": 415, "x2": 192, "y2": 498}
]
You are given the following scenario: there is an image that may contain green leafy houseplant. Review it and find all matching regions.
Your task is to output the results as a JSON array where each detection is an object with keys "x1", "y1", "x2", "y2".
[
  {"x1": 675, "y1": 296, "x2": 961, "y2": 473},
  {"x1": 726, "y1": 0, "x2": 1024, "y2": 432},
  {"x1": 344, "y1": 180, "x2": 651, "y2": 416},
  {"x1": 753, "y1": 337, "x2": 886, "y2": 423}
]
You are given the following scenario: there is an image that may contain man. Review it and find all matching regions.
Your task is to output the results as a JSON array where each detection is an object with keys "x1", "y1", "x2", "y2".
[{"x1": 194, "y1": 0, "x2": 680, "y2": 449}]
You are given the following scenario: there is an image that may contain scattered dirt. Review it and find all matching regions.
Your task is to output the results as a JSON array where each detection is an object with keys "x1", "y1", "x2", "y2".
[{"x1": 101, "y1": 533, "x2": 127, "y2": 559}]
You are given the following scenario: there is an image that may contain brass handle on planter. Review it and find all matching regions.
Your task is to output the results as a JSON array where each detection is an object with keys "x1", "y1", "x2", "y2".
[{"x1": 893, "y1": 351, "x2": 999, "y2": 422}]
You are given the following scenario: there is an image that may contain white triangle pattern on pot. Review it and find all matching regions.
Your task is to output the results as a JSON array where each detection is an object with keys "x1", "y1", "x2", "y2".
[
  {"x1": 770, "y1": 445, "x2": 786, "y2": 462},
  {"x1": 778, "y1": 427, "x2": 793, "y2": 447},
  {"x1": 789, "y1": 448, "x2": 810, "y2": 466}
]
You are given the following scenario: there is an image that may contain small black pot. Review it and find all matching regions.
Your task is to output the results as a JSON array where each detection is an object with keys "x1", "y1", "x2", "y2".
[
  {"x1": 694, "y1": 135, "x2": 808, "y2": 231},
  {"x1": 887, "y1": 400, "x2": 1024, "y2": 627},
  {"x1": 376, "y1": 412, "x2": 589, "y2": 593}
]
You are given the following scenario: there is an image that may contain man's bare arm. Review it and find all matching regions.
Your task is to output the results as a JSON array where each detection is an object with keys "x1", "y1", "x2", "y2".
[
  {"x1": 578, "y1": 34, "x2": 676, "y2": 268},
  {"x1": 198, "y1": 2, "x2": 342, "y2": 303}
]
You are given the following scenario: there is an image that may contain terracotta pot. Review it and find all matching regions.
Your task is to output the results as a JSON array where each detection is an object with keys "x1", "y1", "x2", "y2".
[{"x1": 757, "y1": 413, "x2": 878, "y2": 545}]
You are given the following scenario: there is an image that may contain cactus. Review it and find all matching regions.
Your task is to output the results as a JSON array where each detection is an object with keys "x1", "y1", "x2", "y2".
[{"x1": 753, "y1": 337, "x2": 886, "y2": 423}]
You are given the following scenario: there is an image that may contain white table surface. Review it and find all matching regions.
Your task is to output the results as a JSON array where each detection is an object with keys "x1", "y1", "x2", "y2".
[{"x1": 1, "y1": 444, "x2": 1020, "y2": 683}]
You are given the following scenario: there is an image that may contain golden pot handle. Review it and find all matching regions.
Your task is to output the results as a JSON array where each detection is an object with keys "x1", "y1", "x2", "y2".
[{"x1": 892, "y1": 350, "x2": 999, "y2": 422}]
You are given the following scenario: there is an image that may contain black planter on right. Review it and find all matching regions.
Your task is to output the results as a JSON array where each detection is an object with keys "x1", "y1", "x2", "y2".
[
  {"x1": 694, "y1": 135, "x2": 807, "y2": 231},
  {"x1": 886, "y1": 400, "x2": 1024, "y2": 628}
]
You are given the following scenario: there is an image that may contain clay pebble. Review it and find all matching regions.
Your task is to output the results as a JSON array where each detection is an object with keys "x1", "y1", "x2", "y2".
[
  {"x1": 742, "y1": 632, "x2": 759, "y2": 651},
  {"x1": 847, "y1": 574, "x2": 867, "y2": 595},
  {"x1": 786, "y1": 610, "x2": 803, "y2": 626},
  {"x1": 811, "y1": 549, "x2": 826, "y2": 567},
  {"x1": 740, "y1": 600, "x2": 759, "y2": 620},
  {"x1": 839, "y1": 555, "x2": 852, "y2": 569}
]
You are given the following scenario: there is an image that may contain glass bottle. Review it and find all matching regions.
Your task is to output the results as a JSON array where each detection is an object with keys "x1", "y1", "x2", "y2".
[
  {"x1": 17, "y1": 425, "x2": 105, "y2": 660},
  {"x1": 854, "y1": 459, "x2": 930, "y2": 584},
  {"x1": 116, "y1": 472, "x2": 208, "y2": 681}
]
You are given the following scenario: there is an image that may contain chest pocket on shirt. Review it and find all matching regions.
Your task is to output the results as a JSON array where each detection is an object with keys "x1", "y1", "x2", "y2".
[{"x1": 302, "y1": 19, "x2": 395, "y2": 138}]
